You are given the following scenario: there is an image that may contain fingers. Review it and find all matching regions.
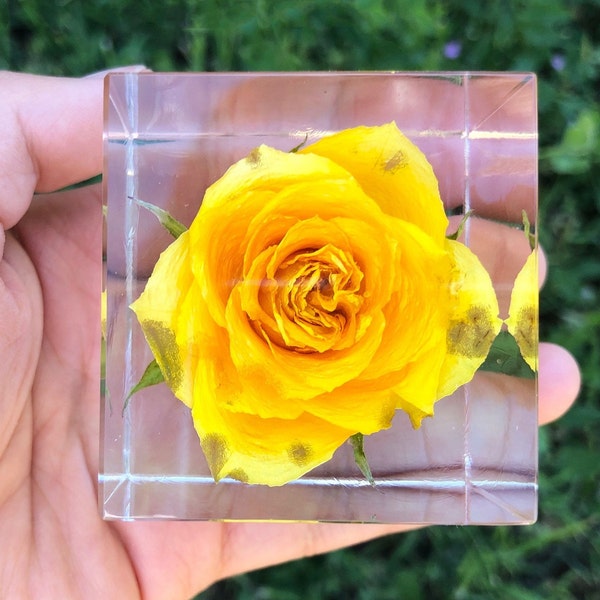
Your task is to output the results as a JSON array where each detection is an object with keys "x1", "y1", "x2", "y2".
[
  {"x1": 538, "y1": 342, "x2": 580, "y2": 424},
  {"x1": 0, "y1": 73, "x2": 98, "y2": 229},
  {"x1": 459, "y1": 219, "x2": 579, "y2": 424}
]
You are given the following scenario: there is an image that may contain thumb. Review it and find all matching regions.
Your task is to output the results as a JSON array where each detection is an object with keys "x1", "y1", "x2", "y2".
[
  {"x1": 0, "y1": 66, "x2": 147, "y2": 231},
  {"x1": 0, "y1": 66, "x2": 144, "y2": 492}
]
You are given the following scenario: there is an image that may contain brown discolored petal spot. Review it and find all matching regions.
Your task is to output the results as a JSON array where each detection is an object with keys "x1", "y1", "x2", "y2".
[
  {"x1": 447, "y1": 306, "x2": 496, "y2": 359},
  {"x1": 511, "y1": 305, "x2": 536, "y2": 359},
  {"x1": 246, "y1": 147, "x2": 262, "y2": 167},
  {"x1": 140, "y1": 320, "x2": 183, "y2": 391},
  {"x1": 288, "y1": 442, "x2": 313, "y2": 466},
  {"x1": 201, "y1": 433, "x2": 231, "y2": 478},
  {"x1": 383, "y1": 150, "x2": 408, "y2": 173}
]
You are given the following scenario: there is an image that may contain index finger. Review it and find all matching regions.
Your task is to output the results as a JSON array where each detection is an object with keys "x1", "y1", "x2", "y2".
[{"x1": 0, "y1": 68, "x2": 145, "y2": 230}]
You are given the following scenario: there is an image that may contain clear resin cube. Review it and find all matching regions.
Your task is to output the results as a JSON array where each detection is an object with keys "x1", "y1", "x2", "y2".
[{"x1": 101, "y1": 72, "x2": 538, "y2": 523}]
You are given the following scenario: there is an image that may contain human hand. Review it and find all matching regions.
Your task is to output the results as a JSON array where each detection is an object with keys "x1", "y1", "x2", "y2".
[{"x1": 0, "y1": 70, "x2": 580, "y2": 599}]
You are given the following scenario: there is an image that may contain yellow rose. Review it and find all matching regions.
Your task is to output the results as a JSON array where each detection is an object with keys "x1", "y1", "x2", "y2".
[{"x1": 131, "y1": 123, "x2": 501, "y2": 486}]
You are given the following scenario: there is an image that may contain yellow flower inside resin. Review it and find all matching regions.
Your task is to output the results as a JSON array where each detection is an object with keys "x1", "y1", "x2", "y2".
[
  {"x1": 506, "y1": 250, "x2": 538, "y2": 372},
  {"x1": 131, "y1": 123, "x2": 502, "y2": 486}
]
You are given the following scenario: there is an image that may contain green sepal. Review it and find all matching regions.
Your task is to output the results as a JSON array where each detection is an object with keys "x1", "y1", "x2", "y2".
[
  {"x1": 446, "y1": 210, "x2": 473, "y2": 241},
  {"x1": 123, "y1": 359, "x2": 165, "y2": 415},
  {"x1": 480, "y1": 330, "x2": 535, "y2": 379},
  {"x1": 521, "y1": 209, "x2": 536, "y2": 250},
  {"x1": 130, "y1": 196, "x2": 188, "y2": 239},
  {"x1": 289, "y1": 134, "x2": 309, "y2": 153},
  {"x1": 349, "y1": 433, "x2": 375, "y2": 486}
]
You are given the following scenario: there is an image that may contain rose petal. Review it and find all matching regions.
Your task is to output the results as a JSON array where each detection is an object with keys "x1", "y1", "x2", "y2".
[
  {"x1": 191, "y1": 380, "x2": 354, "y2": 487},
  {"x1": 301, "y1": 332, "x2": 447, "y2": 433},
  {"x1": 188, "y1": 276, "x2": 305, "y2": 420},
  {"x1": 299, "y1": 220, "x2": 452, "y2": 431},
  {"x1": 300, "y1": 383, "x2": 397, "y2": 435},
  {"x1": 355, "y1": 218, "x2": 450, "y2": 381},
  {"x1": 392, "y1": 343, "x2": 448, "y2": 427},
  {"x1": 436, "y1": 239, "x2": 503, "y2": 400},
  {"x1": 130, "y1": 233, "x2": 195, "y2": 406},
  {"x1": 505, "y1": 250, "x2": 538, "y2": 371},
  {"x1": 300, "y1": 122, "x2": 448, "y2": 245}
]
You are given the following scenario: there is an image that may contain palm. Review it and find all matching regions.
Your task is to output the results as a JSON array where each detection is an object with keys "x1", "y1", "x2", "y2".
[{"x1": 2, "y1": 185, "x2": 403, "y2": 599}]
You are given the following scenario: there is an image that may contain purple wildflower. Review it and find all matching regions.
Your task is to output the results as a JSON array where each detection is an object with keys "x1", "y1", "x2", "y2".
[
  {"x1": 551, "y1": 54, "x2": 566, "y2": 71},
  {"x1": 444, "y1": 41, "x2": 462, "y2": 60}
]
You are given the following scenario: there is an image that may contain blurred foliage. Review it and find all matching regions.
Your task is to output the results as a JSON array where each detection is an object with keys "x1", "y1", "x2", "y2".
[{"x1": 3, "y1": 0, "x2": 600, "y2": 598}]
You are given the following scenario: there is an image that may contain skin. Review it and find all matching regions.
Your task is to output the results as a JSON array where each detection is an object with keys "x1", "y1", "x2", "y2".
[{"x1": 0, "y1": 69, "x2": 580, "y2": 599}]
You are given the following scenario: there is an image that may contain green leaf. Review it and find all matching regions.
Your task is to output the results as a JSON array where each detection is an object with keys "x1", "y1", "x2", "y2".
[
  {"x1": 123, "y1": 359, "x2": 165, "y2": 415},
  {"x1": 130, "y1": 196, "x2": 188, "y2": 239},
  {"x1": 480, "y1": 331, "x2": 535, "y2": 379},
  {"x1": 544, "y1": 107, "x2": 600, "y2": 175},
  {"x1": 349, "y1": 433, "x2": 375, "y2": 486}
]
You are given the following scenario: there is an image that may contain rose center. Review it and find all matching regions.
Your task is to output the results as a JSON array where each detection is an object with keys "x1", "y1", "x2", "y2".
[{"x1": 265, "y1": 244, "x2": 364, "y2": 353}]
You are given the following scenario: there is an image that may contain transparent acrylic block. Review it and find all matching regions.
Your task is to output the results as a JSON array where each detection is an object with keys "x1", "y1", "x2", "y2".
[{"x1": 101, "y1": 72, "x2": 538, "y2": 523}]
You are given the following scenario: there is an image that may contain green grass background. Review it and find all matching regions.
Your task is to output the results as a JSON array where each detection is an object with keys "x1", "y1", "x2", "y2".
[{"x1": 3, "y1": 0, "x2": 599, "y2": 598}]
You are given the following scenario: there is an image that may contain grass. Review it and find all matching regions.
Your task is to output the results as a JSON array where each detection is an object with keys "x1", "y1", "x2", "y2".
[{"x1": 4, "y1": 0, "x2": 599, "y2": 597}]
